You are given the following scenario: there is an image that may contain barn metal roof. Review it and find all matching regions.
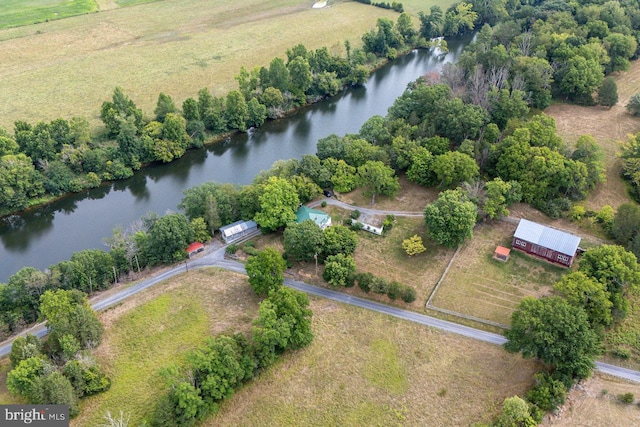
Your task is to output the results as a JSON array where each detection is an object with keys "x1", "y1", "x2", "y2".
[
  {"x1": 514, "y1": 218, "x2": 581, "y2": 256},
  {"x1": 219, "y1": 220, "x2": 257, "y2": 238}
]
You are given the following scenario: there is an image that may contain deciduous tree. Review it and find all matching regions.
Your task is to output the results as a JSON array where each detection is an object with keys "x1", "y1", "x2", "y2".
[
  {"x1": 425, "y1": 189, "x2": 477, "y2": 248},
  {"x1": 254, "y1": 176, "x2": 300, "y2": 232},
  {"x1": 245, "y1": 247, "x2": 286, "y2": 297},
  {"x1": 505, "y1": 296, "x2": 601, "y2": 382}
]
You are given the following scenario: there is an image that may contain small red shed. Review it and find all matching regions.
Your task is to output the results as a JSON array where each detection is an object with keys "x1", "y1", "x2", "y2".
[
  {"x1": 494, "y1": 246, "x2": 511, "y2": 262},
  {"x1": 187, "y1": 242, "x2": 205, "y2": 257}
]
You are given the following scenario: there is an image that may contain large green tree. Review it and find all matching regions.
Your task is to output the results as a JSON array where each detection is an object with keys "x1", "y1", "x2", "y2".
[
  {"x1": 505, "y1": 296, "x2": 601, "y2": 382},
  {"x1": 554, "y1": 271, "x2": 613, "y2": 327},
  {"x1": 578, "y1": 245, "x2": 640, "y2": 320},
  {"x1": 283, "y1": 220, "x2": 324, "y2": 262},
  {"x1": 424, "y1": 189, "x2": 477, "y2": 248},
  {"x1": 245, "y1": 247, "x2": 287, "y2": 297},
  {"x1": 254, "y1": 176, "x2": 300, "y2": 232},
  {"x1": 357, "y1": 160, "x2": 399, "y2": 205},
  {"x1": 146, "y1": 213, "x2": 194, "y2": 264}
]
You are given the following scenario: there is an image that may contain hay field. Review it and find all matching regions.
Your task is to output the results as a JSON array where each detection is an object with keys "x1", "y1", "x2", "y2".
[
  {"x1": 0, "y1": 0, "x2": 98, "y2": 30},
  {"x1": 0, "y1": 0, "x2": 398, "y2": 129}
]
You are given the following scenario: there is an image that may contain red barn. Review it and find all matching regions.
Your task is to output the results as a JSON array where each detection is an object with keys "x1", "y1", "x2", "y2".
[{"x1": 512, "y1": 219, "x2": 581, "y2": 267}]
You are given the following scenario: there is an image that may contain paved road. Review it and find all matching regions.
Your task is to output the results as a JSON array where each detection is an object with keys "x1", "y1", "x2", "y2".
[{"x1": 1, "y1": 236, "x2": 639, "y2": 384}]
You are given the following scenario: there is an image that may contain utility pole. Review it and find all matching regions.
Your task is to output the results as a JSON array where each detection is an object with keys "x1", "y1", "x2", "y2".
[
  {"x1": 134, "y1": 254, "x2": 141, "y2": 273},
  {"x1": 314, "y1": 252, "x2": 318, "y2": 277}
]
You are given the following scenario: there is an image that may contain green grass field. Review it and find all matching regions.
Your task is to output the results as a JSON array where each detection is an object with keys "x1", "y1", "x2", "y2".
[
  {"x1": 61, "y1": 267, "x2": 539, "y2": 426},
  {"x1": 0, "y1": 0, "x2": 98, "y2": 30},
  {"x1": 430, "y1": 221, "x2": 567, "y2": 326}
]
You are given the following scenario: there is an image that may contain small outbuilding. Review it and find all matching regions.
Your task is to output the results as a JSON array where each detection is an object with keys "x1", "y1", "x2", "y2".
[
  {"x1": 296, "y1": 206, "x2": 332, "y2": 230},
  {"x1": 187, "y1": 242, "x2": 205, "y2": 257},
  {"x1": 512, "y1": 218, "x2": 581, "y2": 267},
  {"x1": 219, "y1": 220, "x2": 258, "y2": 244},
  {"x1": 493, "y1": 246, "x2": 511, "y2": 262}
]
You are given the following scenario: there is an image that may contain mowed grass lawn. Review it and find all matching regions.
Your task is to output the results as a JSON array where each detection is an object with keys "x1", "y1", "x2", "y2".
[
  {"x1": 0, "y1": 0, "x2": 402, "y2": 129},
  {"x1": 61, "y1": 266, "x2": 540, "y2": 426},
  {"x1": 0, "y1": 0, "x2": 98, "y2": 30},
  {"x1": 431, "y1": 220, "x2": 567, "y2": 326}
]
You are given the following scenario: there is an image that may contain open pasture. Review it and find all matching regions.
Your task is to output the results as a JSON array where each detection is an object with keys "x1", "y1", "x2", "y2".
[
  {"x1": 0, "y1": 0, "x2": 98, "y2": 30},
  {"x1": 0, "y1": 0, "x2": 399, "y2": 129},
  {"x1": 546, "y1": 60, "x2": 640, "y2": 211},
  {"x1": 430, "y1": 220, "x2": 566, "y2": 326}
]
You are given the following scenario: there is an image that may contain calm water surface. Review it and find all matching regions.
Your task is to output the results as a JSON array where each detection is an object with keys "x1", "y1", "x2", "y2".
[{"x1": 0, "y1": 35, "x2": 472, "y2": 281}]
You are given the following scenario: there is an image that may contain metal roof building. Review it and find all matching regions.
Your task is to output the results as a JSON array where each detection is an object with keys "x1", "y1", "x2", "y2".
[
  {"x1": 512, "y1": 219, "x2": 581, "y2": 267},
  {"x1": 219, "y1": 220, "x2": 258, "y2": 244}
]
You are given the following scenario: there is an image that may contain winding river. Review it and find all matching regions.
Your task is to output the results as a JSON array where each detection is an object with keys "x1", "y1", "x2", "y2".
[{"x1": 0, "y1": 34, "x2": 473, "y2": 282}]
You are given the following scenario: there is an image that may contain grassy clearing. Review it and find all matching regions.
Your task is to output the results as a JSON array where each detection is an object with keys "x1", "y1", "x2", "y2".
[
  {"x1": 72, "y1": 268, "x2": 261, "y2": 426},
  {"x1": 211, "y1": 298, "x2": 540, "y2": 426},
  {"x1": 0, "y1": 0, "x2": 401, "y2": 129},
  {"x1": 0, "y1": 0, "x2": 98, "y2": 30},
  {"x1": 546, "y1": 60, "x2": 640, "y2": 211},
  {"x1": 541, "y1": 374, "x2": 640, "y2": 426},
  {"x1": 339, "y1": 173, "x2": 439, "y2": 212},
  {"x1": 431, "y1": 220, "x2": 566, "y2": 325}
]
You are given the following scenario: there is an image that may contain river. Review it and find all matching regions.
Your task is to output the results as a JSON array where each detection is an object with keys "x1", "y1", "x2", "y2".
[{"x1": 0, "y1": 35, "x2": 472, "y2": 282}]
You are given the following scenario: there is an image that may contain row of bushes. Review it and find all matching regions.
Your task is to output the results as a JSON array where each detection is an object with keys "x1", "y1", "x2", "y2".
[
  {"x1": 351, "y1": 271, "x2": 416, "y2": 303},
  {"x1": 354, "y1": 0, "x2": 404, "y2": 13}
]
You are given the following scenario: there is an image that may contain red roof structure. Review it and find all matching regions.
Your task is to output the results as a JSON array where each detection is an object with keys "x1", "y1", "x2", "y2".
[
  {"x1": 187, "y1": 242, "x2": 205, "y2": 257},
  {"x1": 494, "y1": 246, "x2": 511, "y2": 262}
]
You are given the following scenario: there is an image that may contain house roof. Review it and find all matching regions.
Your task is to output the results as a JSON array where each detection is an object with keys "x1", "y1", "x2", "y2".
[
  {"x1": 495, "y1": 246, "x2": 511, "y2": 257},
  {"x1": 187, "y1": 242, "x2": 204, "y2": 253},
  {"x1": 513, "y1": 219, "x2": 581, "y2": 256},
  {"x1": 219, "y1": 220, "x2": 258, "y2": 238},
  {"x1": 296, "y1": 206, "x2": 330, "y2": 227}
]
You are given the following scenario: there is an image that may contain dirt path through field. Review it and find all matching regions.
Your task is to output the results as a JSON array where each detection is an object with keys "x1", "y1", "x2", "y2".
[{"x1": 96, "y1": 0, "x2": 119, "y2": 11}]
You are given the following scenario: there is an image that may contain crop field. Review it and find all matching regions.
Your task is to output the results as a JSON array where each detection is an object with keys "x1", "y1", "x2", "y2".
[
  {"x1": 0, "y1": 0, "x2": 403, "y2": 130},
  {"x1": 430, "y1": 220, "x2": 567, "y2": 326},
  {"x1": 0, "y1": 0, "x2": 98, "y2": 30}
]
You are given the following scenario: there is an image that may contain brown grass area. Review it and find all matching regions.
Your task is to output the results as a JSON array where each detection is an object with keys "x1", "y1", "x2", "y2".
[
  {"x1": 0, "y1": 0, "x2": 399, "y2": 129},
  {"x1": 351, "y1": 215, "x2": 453, "y2": 305},
  {"x1": 545, "y1": 61, "x2": 640, "y2": 211},
  {"x1": 211, "y1": 298, "x2": 540, "y2": 426},
  {"x1": 431, "y1": 220, "x2": 566, "y2": 325},
  {"x1": 542, "y1": 374, "x2": 640, "y2": 426},
  {"x1": 338, "y1": 173, "x2": 439, "y2": 211}
]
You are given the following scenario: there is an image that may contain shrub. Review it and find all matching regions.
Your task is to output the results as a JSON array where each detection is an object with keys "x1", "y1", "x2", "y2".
[
  {"x1": 626, "y1": 93, "x2": 640, "y2": 116},
  {"x1": 570, "y1": 205, "x2": 586, "y2": 221},
  {"x1": 402, "y1": 234, "x2": 426, "y2": 256},
  {"x1": 525, "y1": 372, "x2": 567, "y2": 412},
  {"x1": 383, "y1": 215, "x2": 395, "y2": 233},
  {"x1": 243, "y1": 240, "x2": 255, "y2": 248},
  {"x1": 350, "y1": 221, "x2": 364, "y2": 231},
  {"x1": 611, "y1": 347, "x2": 631, "y2": 360},
  {"x1": 225, "y1": 244, "x2": 238, "y2": 255},
  {"x1": 371, "y1": 276, "x2": 388, "y2": 294},
  {"x1": 243, "y1": 246, "x2": 259, "y2": 256},
  {"x1": 355, "y1": 272, "x2": 374, "y2": 293},
  {"x1": 387, "y1": 281, "x2": 402, "y2": 300},
  {"x1": 618, "y1": 392, "x2": 635, "y2": 404},
  {"x1": 350, "y1": 210, "x2": 361, "y2": 220},
  {"x1": 321, "y1": 201, "x2": 327, "y2": 208},
  {"x1": 401, "y1": 286, "x2": 416, "y2": 303}
]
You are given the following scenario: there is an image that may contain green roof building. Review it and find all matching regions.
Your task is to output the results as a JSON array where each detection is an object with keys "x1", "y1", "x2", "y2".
[{"x1": 295, "y1": 206, "x2": 332, "y2": 230}]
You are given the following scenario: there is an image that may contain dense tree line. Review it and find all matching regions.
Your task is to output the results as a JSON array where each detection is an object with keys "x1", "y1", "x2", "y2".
[
  {"x1": 1, "y1": 10, "x2": 433, "y2": 215},
  {"x1": 7, "y1": 289, "x2": 110, "y2": 417}
]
